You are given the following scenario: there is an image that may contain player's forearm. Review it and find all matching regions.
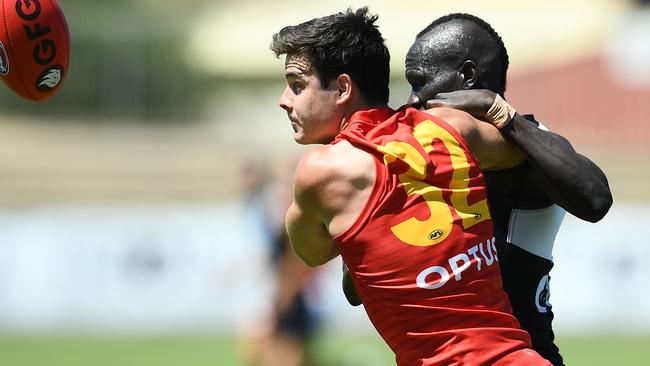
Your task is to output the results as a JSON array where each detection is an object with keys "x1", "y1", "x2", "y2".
[{"x1": 501, "y1": 115, "x2": 613, "y2": 222}]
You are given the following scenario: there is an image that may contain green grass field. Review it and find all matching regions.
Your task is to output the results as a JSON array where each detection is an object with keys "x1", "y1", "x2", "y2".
[{"x1": 0, "y1": 333, "x2": 649, "y2": 366}]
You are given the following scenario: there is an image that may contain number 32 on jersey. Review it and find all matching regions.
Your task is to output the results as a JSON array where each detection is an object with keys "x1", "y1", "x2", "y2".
[{"x1": 377, "y1": 120, "x2": 491, "y2": 247}]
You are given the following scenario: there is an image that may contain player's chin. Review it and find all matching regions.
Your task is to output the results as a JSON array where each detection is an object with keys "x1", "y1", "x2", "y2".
[
  {"x1": 293, "y1": 132, "x2": 309, "y2": 145},
  {"x1": 294, "y1": 133, "x2": 324, "y2": 145}
]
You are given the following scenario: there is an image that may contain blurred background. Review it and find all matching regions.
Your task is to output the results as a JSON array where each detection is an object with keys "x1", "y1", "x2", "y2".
[{"x1": 0, "y1": 0, "x2": 648, "y2": 365}]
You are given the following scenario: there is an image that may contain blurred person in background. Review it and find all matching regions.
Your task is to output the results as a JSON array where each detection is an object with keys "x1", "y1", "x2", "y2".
[
  {"x1": 341, "y1": 13, "x2": 613, "y2": 366},
  {"x1": 274, "y1": 7, "x2": 553, "y2": 365},
  {"x1": 238, "y1": 158, "x2": 320, "y2": 366}
]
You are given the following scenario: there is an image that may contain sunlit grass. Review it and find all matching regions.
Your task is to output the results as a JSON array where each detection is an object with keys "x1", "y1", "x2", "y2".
[{"x1": 0, "y1": 333, "x2": 648, "y2": 366}]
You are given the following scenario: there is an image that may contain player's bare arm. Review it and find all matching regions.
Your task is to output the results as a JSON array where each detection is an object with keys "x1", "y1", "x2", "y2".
[
  {"x1": 286, "y1": 141, "x2": 375, "y2": 267},
  {"x1": 424, "y1": 106, "x2": 525, "y2": 170},
  {"x1": 504, "y1": 115, "x2": 612, "y2": 222},
  {"x1": 285, "y1": 151, "x2": 340, "y2": 267},
  {"x1": 427, "y1": 90, "x2": 613, "y2": 222}
]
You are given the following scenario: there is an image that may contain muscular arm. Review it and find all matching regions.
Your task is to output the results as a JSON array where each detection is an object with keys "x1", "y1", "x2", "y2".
[
  {"x1": 286, "y1": 203, "x2": 339, "y2": 267},
  {"x1": 427, "y1": 90, "x2": 613, "y2": 222},
  {"x1": 501, "y1": 115, "x2": 612, "y2": 222},
  {"x1": 286, "y1": 151, "x2": 340, "y2": 267},
  {"x1": 424, "y1": 106, "x2": 525, "y2": 170},
  {"x1": 288, "y1": 141, "x2": 375, "y2": 269}
]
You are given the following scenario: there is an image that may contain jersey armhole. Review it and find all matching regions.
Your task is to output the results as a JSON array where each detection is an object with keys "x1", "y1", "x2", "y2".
[{"x1": 333, "y1": 157, "x2": 383, "y2": 244}]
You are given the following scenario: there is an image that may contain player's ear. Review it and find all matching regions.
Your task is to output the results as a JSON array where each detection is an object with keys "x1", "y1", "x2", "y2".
[
  {"x1": 335, "y1": 74, "x2": 354, "y2": 104},
  {"x1": 459, "y1": 60, "x2": 478, "y2": 89}
]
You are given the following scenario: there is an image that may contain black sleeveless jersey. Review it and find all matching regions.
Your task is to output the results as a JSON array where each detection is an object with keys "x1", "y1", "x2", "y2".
[{"x1": 483, "y1": 115, "x2": 566, "y2": 366}]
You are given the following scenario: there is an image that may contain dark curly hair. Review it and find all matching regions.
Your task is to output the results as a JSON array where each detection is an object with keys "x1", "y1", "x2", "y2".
[{"x1": 271, "y1": 7, "x2": 390, "y2": 105}]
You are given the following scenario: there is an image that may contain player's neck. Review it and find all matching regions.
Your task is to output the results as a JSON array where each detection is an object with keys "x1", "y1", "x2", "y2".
[{"x1": 340, "y1": 98, "x2": 388, "y2": 131}]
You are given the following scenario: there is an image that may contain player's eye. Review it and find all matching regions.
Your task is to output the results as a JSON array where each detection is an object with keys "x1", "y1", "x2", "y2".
[{"x1": 289, "y1": 81, "x2": 303, "y2": 94}]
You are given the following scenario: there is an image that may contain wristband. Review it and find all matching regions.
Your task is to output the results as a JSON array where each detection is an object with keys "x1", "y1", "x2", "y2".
[{"x1": 485, "y1": 94, "x2": 517, "y2": 129}]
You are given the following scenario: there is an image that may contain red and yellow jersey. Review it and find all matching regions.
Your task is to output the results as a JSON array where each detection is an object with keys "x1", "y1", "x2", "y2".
[{"x1": 332, "y1": 106, "x2": 540, "y2": 366}]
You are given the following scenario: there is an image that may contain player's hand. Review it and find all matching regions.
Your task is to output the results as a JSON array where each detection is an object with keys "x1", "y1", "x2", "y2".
[{"x1": 426, "y1": 90, "x2": 497, "y2": 121}]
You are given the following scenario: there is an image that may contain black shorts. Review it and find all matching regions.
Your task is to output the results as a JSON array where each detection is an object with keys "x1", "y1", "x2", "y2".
[{"x1": 276, "y1": 293, "x2": 319, "y2": 341}]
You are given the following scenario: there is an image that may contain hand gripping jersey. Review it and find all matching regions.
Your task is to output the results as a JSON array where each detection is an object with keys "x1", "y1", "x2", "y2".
[{"x1": 332, "y1": 107, "x2": 548, "y2": 366}]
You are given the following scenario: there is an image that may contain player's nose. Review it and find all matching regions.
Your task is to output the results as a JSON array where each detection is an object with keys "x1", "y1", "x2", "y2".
[{"x1": 278, "y1": 87, "x2": 293, "y2": 112}]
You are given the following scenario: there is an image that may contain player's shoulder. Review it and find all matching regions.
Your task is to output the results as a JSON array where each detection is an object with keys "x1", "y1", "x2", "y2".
[
  {"x1": 423, "y1": 106, "x2": 524, "y2": 170},
  {"x1": 422, "y1": 106, "x2": 477, "y2": 139},
  {"x1": 294, "y1": 142, "x2": 374, "y2": 201},
  {"x1": 422, "y1": 106, "x2": 472, "y2": 120},
  {"x1": 294, "y1": 145, "x2": 335, "y2": 193}
]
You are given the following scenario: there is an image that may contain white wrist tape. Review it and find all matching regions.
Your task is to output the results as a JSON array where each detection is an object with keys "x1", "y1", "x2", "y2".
[{"x1": 486, "y1": 94, "x2": 517, "y2": 129}]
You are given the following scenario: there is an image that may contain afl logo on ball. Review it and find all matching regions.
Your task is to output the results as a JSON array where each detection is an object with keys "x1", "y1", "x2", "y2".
[
  {"x1": 0, "y1": 42, "x2": 9, "y2": 76},
  {"x1": 36, "y1": 65, "x2": 64, "y2": 92}
]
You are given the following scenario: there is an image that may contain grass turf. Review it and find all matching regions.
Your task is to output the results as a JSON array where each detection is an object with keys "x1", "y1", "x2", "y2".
[{"x1": 0, "y1": 334, "x2": 648, "y2": 365}]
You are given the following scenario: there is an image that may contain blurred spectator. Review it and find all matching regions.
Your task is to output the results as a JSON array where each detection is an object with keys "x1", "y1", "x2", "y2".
[{"x1": 238, "y1": 157, "x2": 321, "y2": 366}]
